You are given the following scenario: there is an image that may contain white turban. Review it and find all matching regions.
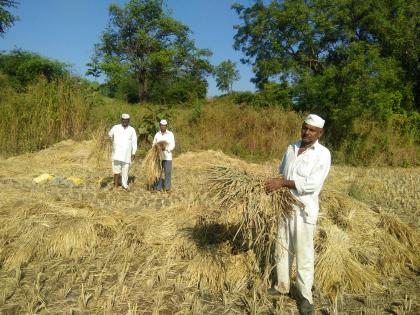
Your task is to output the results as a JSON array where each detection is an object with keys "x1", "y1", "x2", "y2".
[
  {"x1": 160, "y1": 119, "x2": 168, "y2": 125},
  {"x1": 121, "y1": 113, "x2": 130, "y2": 119},
  {"x1": 304, "y1": 114, "x2": 325, "y2": 128}
]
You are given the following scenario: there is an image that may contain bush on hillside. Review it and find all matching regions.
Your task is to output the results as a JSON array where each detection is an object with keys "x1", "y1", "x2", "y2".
[{"x1": 0, "y1": 50, "x2": 68, "y2": 89}]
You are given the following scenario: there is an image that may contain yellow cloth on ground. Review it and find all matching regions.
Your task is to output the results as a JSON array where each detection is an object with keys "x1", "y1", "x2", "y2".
[{"x1": 33, "y1": 174, "x2": 54, "y2": 184}]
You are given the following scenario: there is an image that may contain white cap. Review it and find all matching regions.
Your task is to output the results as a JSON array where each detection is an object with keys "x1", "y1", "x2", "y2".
[
  {"x1": 121, "y1": 113, "x2": 130, "y2": 119},
  {"x1": 160, "y1": 119, "x2": 168, "y2": 125},
  {"x1": 304, "y1": 114, "x2": 325, "y2": 128}
]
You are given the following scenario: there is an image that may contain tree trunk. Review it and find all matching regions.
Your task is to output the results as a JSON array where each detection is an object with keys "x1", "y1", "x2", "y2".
[{"x1": 138, "y1": 73, "x2": 148, "y2": 103}]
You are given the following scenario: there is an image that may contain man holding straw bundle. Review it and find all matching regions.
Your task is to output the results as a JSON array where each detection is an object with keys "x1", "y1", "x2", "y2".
[
  {"x1": 108, "y1": 113, "x2": 137, "y2": 191},
  {"x1": 265, "y1": 114, "x2": 331, "y2": 315},
  {"x1": 152, "y1": 119, "x2": 175, "y2": 192}
]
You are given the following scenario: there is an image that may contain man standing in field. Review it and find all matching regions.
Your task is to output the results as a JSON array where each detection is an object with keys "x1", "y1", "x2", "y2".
[
  {"x1": 153, "y1": 119, "x2": 175, "y2": 192},
  {"x1": 265, "y1": 114, "x2": 331, "y2": 315},
  {"x1": 109, "y1": 113, "x2": 137, "y2": 191}
]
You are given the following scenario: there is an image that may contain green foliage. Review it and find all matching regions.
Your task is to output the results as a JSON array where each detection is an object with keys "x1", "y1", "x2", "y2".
[
  {"x1": 233, "y1": 0, "x2": 419, "y2": 150},
  {"x1": 334, "y1": 112, "x2": 419, "y2": 166},
  {"x1": 189, "y1": 100, "x2": 204, "y2": 124},
  {"x1": 0, "y1": 50, "x2": 69, "y2": 89},
  {"x1": 228, "y1": 82, "x2": 292, "y2": 108},
  {"x1": 0, "y1": 0, "x2": 17, "y2": 36},
  {"x1": 215, "y1": 59, "x2": 240, "y2": 93},
  {"x1": 137, "y1": 106, "x2": 174, "y2": 144},
  {"x1": 88, "y1": 0, "x2": 212, "y2": 103}
]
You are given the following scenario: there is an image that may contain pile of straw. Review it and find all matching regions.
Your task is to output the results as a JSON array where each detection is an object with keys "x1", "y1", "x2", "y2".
[
  {"x1": 207, "y1": 166, "x2": 420, "y2": 301},
  {"x1": 317, "y1": 191, "x2": 419, "y2": 299},
  {"x1": 0, "y1": 202, "x2": 123, "y2": 271},
  {"x1": 207, "y1": 166, "x2": 302, "y2": 276},
  {"x1": 142, "y1": 141, "x2": 167, "y2": 186}
]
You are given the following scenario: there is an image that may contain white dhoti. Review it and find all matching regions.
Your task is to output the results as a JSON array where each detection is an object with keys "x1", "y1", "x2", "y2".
[
  {"x1": 112, "y1": 160, "x2": 130, "y2": 188},
  {"x1": 274, "y1": 205, "x2": 316, "y2": 303}
]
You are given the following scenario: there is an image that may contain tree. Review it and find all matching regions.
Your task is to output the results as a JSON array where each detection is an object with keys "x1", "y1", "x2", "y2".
[
  {"x1": 215, "y1": 59, "x2": 240, "y2": 93},
  {"x1": 0, "y1": 50, "x2": 68, "y2": 88},
  {"x1": 88, "y1": 0, "x2": 212, "y2": 103},
  {"x1": 232, "y1": 0, "x2": 419, "y2": 144},
  {"x1": 0, "y1": 0, "x2": 17, "y2": 36}
]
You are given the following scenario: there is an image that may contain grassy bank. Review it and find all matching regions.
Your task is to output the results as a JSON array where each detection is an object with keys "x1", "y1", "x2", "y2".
[{"x1": 0, "y1": 76, "x2": 418, "y2": 166}]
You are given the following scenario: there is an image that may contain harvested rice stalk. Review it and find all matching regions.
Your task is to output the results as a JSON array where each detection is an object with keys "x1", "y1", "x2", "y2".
[
  {"x1": 89, "y1": 126, "x2": 111, "y2": 165},
  {"x1": 207, "y1": 165, "x2": 302, "y2": 276},
  {"x1": 315, "y1": 224, "x2": 380, "y2": 299},
  {"x1": 377, "y1": 211, "x2": 418, "y2": 250},
  {"x1": 142, "y1": 141, "x2": 167, "y2": 186}
]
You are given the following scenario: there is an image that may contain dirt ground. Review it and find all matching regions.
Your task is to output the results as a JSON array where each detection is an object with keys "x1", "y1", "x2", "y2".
[{"x1": 0, "y1": 140, "x2": 418, "y2": 314}]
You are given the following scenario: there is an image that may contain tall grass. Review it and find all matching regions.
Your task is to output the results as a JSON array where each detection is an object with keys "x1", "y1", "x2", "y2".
[
  {"x1": 0, "y1": 74, "x2": 418, "y2": 166},
  {"x1": 0, "y1": 76, "x2": 95, "y2": 155},
  {"x1": 173, "y1": 101, "x2": 302, "y2": 161},
  {"x1": 334, "y1": 115, "x2": 419, "y2": 166}
]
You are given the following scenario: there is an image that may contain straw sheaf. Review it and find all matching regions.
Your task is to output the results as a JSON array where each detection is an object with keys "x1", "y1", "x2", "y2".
[
  {"x1": 0, "y1": 202, "x2": 128, "y2": 271},
  {"x1": 142, "y1": 141, "x2": 167, "y2": 186},
  {"x1": 318, "y1": 190, "x2": 420, "y2": 298},
  {"x1": 89, "y1": 126, "x2": 112, "y2": 166},
  {"x1": 315, "y1": 224, "x2": 381, "y2": 297},
  {"x1": 207, "y1": 165, "x2": 303, "y2": 278}
]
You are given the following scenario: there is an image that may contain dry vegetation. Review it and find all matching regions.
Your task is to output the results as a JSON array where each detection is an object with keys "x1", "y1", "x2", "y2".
[
  {"x1": 142, "y1": 142, "x2": 167, "y2": 187},
  {"x1": 0, "y1": 139, "x2": 419, "y2": 314}
]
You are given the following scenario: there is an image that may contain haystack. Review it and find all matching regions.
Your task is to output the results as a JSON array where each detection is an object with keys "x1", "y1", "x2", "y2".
[{"x1": 142, "y1": 141, "x2": 167, "y2": 186}]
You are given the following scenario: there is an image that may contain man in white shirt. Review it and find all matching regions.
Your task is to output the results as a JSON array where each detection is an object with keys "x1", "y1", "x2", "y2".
[
  {"x1": 108, "y1": 113, "x2": 137, "y2": 191},
  {"x1": 265, "y1": 114, "x2": 331, "y2": 315},
  {"x1": 152, "y1": 119, "x2": 175, "y2": 192}
]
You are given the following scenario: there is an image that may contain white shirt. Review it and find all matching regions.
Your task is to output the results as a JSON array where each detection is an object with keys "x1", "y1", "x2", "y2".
[
  {"x1": 108, "y1": 124, "x2": 137, "y2": 164},
  {"x1": 153, "y1": 130, "x2": 175, "y2": 160},
  {"x1": 279, "y1": 140, "x2": 331, "y2": 224}
]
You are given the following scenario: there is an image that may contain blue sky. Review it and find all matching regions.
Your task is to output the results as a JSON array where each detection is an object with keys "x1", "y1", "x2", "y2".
[{"x1": 0, "y1": 0, "x2": 257, "y2": 96}]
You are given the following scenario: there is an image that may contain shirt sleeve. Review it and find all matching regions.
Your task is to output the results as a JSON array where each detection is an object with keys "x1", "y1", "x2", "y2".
[
  {"x1": 294, "y1": 150, "x2": 331, "y2": 195},
  {"x1": 167, "y1": 133, "x2": 175, "y2": 152},
  {"x1": 278, "y1": 152, "x2": 287, "y2": 176},
  {"x1": 152, "y1": 133, "x2": 158, "y2": 145},
  {"x1": 131, "y1": 128, "x2": 137, "y2": 155},
  {"x1": 108, "y1": 126, "x2": 115, "y2": 139}
]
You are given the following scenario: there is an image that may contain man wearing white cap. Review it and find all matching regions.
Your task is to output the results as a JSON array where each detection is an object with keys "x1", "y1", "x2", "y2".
[
  {"x1": 108, "y1": 113, "x2": 137, "y2": 191},
  {"x1": 152, "y1": 119, "x2": 175, "y2": 192},
  {"x1": 265, "y1": 114, "x2": 331, "y2": 315}
]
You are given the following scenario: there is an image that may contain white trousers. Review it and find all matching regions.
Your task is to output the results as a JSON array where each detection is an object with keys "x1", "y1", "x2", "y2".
[
  {"x1": 274, "y1": 206, "x2": 316, "y2": 303},
  {"x1": 112, "y1": 160, "x2": 130, "y2": 188}
]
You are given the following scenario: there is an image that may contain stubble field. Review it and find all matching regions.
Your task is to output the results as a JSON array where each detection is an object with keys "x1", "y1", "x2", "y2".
[{"x1": 0, "y1": 140, "x2": 418, "y2": 314}]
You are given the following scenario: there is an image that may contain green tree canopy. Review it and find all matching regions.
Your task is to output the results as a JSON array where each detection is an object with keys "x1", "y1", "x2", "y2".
[
  {"x1": 0, "y1": 0, "x2": 17, "y2": 36},
  {"x1": 232, "y1": 0, "x2": 419, "y2": 144},
  {"x1": 88, "y1": 0, "x2": 213, "y2": 103},
  {"x1": 215, "y1": 59, "x2": 240, "y2": 93},
  {"x1": 0, "y1": 50, "x2": 69, "y2": 88}
]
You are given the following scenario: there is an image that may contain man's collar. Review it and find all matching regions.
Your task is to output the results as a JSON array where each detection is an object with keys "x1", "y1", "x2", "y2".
[{"x1": 295, "y1": 140, "x2": 319, "y2": 151}]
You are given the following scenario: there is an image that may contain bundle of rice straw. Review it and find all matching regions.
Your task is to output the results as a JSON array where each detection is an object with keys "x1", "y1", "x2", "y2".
[
  {"x1": 314, "y1": 224, "x2": 380, "y2": 299},
  {"x1": 317, "y1": 191, "x2": 419, "y2": 299},
  {"x1": 207, "y1": 165, "x2": 303, "y2": 276},
  {"x1": 142, "y1": 141, "x2": 167, "y2": 186},
  {"x1": 89, "y1": 125, "x2": 111, "y2": 166}
]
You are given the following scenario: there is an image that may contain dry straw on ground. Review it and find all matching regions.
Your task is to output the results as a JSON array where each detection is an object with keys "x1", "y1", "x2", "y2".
[
  {"x1": 0, "y1": 141, "x2": 419, "y2": 314},
  {"x1": 317, "y1": 191, "x2": 419, "y2": 299},
  {"x1": 142, "y1": 141, "x2": 167, "y2": 186},
  {"x1": 208, "y1": 166, "x2": 419, "y2": 301}
]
